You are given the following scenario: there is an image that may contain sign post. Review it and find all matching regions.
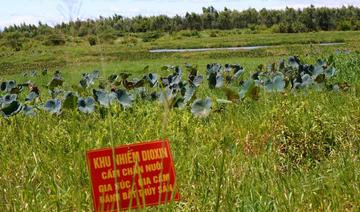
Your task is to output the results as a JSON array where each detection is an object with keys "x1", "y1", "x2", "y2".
[{"x1": 86, "y1": 140, "x2": 180, "y2": 211}]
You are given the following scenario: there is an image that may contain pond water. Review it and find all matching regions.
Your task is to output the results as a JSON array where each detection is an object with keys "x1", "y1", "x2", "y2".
[{"x1": 149, "y1": 42, "x2": 345, "y2": 53}]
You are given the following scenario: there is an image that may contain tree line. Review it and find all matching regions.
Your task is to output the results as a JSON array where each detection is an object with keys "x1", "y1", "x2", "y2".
[{"x1": 1, "y1": 5, "x2": 359, "y2": 48}]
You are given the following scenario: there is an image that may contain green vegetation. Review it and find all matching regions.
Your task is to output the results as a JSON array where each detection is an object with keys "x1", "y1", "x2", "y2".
[
  {"x1": 3, "y1": 6, "x2": 360, "y2": 35},
  {"x1": 1, "y1": 5, "x2": 360, "y2": 50},
  {"x1": 1, "y1": 30, "x2": 360, "y2": 75},
  {"x1": 87, "y1": 35, "x2": 97, "y2": 46},
  {"x1": 0, "y1": 12, "x2": 360, "y2": 211},
  {"x1": 43, "y1": 33, "x2": 66, "y2": 46},
  {"x1": 1, "y1": 56, "x2": 359, "y2": 210}
]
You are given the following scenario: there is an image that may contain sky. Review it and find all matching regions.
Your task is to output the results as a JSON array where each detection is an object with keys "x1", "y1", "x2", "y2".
[{"x1": 0, "y1": 0, "x2": 359, "y2": 29}]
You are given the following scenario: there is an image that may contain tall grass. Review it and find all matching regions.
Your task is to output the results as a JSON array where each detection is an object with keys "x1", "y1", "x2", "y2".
[{"x1": 0, "y1": 39, "x2": 359, "y2": 211}]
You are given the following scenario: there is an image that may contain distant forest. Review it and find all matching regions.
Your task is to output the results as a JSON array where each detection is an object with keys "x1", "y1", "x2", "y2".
[{"x1": 1, "y1": 5, "x2": 359, "y2": 49}]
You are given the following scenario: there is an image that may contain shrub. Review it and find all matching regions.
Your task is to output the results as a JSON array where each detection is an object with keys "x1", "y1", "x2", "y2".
[
  {"x1": 88, "y1": 36, "x2": 97, "y2": 46},
  {"x1": 43, "y1": 33, "x2": 66, "y2": 46},
  {"x1": 271, "y1": 24, "x2": 281, "y2": 33},
  {"x1": 120, "y1": 36, "x2": 138, "y2": 46},
  {"x1": 99, "y1": 30, "x2": 117, "y2": 44},
  {"x1": 209, "y1": 31, "x2": 217, "y2": 37},
  {"x1": 248, "y1": 24, "x2": 257, "y2": 31},
  {"x1": 292, "y1": 22, "x2": 307, "y2": 33},
  {"x1": 180, "y1": 30, "x2": 201, "y2": 38},
  {"x1": 353, "y1": 20, "x2": 360, "y2": 30},
  {"x1": 242, "y1": 29, "x2": 257, "y2": 34},
  {"x1": 256, "y1": 24, "x2": 269, "y2": 32},
  {"x1": 78, "y1": 25, "x2": 89, "y2": 37},
  {"x1": 272, "y1": 22, "x2": 308, "y2": 33},
  {"x1": 337, "y1": 20, "x2": 352, "y2": 31},
  {"x1": 141, "y1": 31, "x2": 162, "y2": 42},
  {"x1": 276, "y1": 23, "x2": 290, "y2": 33},
  {"x1": 4, "y1": 32, "x2": 24, "y2": 51}
]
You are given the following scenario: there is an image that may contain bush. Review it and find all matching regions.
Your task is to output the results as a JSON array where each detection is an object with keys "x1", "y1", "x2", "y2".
[
  {"x1": 256, "y1": 24, "x2": 269, "y2": 32},
  {"x1": 43, "y1": 33, "x2": 66, "y2": 46},
  {"x1": 271, "y1": 22, "x2": 307, "y2": 33},
  {"x1": 272, "y1": 23, "x2": 292, "y2": 33},
  {"x1": 248, "y1": 24, "x2": 257, "y2": 31},
  {"x1": 120, "y1": 36, "x2": 138, "y2": 46},
  {"x1": 88, "y1": 36, "x2": 97, "y2": 46},
  {"x1": 209, "y1": 31, "x2": 217, "y2": 37},
  {"x1": 243, "y1": 29, "x2": 257, "y2": 34},
  {"x1": 141, "y1": 31, "x2": 162, "y2": 42},
  {"x1": 78, "y1": 25, "x2": 89, "y2": 37},
  {"x1": 337, "y1": 20, "x2": 352, "y2": 31},
  {"x1": 99, "y1": 30, "x2": 117, "y2": 44},
  {"x1": 353, "y1": 20, "x2": 360, "y2": 30},
  {"x1": 4, "y1": 32, "x2": 24, "y2": 51},
  {"x1": 180, "y1": 30, "x2": 201, "y2": 38},
  {"x1": 293, "y1": 22, "x2": 307, "y2": 33},
  {"x1": 271, "y1": 24, "x2": 281, "y2": 33}
]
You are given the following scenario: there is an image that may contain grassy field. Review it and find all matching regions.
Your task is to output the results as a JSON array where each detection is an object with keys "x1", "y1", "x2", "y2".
[
  {"x1": 1, "y1": 30, "x2": 360, "y2": 75},
  {"x1": 0, "y1": 30, "x2": 360, "y2": 211}
]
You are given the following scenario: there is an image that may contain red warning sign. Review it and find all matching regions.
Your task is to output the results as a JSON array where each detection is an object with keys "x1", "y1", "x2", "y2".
[{"x1": 86, "y1": 140, "x2": 180, "y2": 211}]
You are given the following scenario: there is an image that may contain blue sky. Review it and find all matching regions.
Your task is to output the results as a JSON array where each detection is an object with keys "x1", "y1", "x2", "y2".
[{"x1": 1, "y1": 0, "x2": 359, "y2": 29}]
